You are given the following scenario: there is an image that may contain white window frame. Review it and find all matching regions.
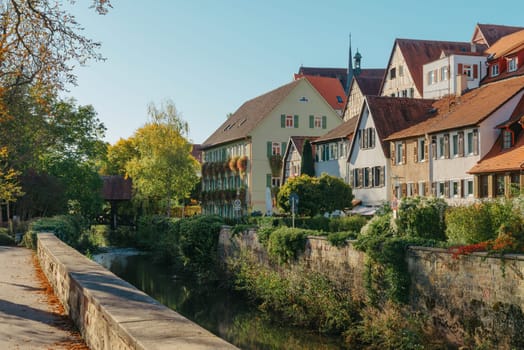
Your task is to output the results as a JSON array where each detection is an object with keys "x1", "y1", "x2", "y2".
[
  {"x1": 418, "y1": 138, "x2": 426, "y2": 162},
  {"x1": 428, "y1": 70, "x2": 435, "y2": 85},
  {"x1": 451, "y1": 133, "x2": 459, "y2": 157},
  {"x1": 440, "y1": 66, "x2": 449, "y2": 81},
  {"x1": 463, "y1": 65, "x2": 473, "y2": 80},
  {"x1": 437, "y1": 135, "x2": 445, "y2": 158},
  {"x1": 508, "y1": 57, "x2": 518, "y2": 72},
  {"x1": 491, "y1": 64, "x2": 499, "y2": 77},
  {"x1": 407, "y1": 183, "x2": 414, "y2": 197},
  {"x1": 466, "y1": 130, "x2": 474, "y2": 155},
  {"x1": 396, "y1": 141, "x2": 404, "y2": 165},
  {"x1": 418, "y1": 181, "x2": 425, "y2": 196},
  {"x1": 465, "y1": 179, "x2": 474, "y2": 197},
  {"x1": 451, "y1": 180, "x2": 460, "y2": 198}
]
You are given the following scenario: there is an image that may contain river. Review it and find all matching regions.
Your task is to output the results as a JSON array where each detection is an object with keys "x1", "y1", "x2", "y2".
[{"x1": 93, "y1": 249, "x2": 346, "y2": 350}]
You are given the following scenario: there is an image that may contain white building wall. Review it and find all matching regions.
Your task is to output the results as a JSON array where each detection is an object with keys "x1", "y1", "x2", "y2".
[
  {"x1": 423, "y1": 55, "x2": 487, "y2": 99},
  {"x1": 349, "y1": 107, "x2": 390, "y2": 206}
]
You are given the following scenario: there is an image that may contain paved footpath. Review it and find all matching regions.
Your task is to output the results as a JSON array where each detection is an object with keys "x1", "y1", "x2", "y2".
[{"x1": 0, "y1": 246, "x2": 87, "y2": 350}]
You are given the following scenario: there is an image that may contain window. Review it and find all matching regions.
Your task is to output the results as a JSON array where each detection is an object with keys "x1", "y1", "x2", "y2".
[
  {"x1": 336, "y1": 96, "x2": 343, "y2": 103},
  {"x1": 480, "y1": 175, "x2": 489, "y2": 198},
  {"x1": 359, "y1": 128, "x2": 376, "y2": 149},
  {"x1": 364, "y1": 168, "x2": 371, "y2": 187},
  {"x1": 463, "y1": 65, "x2": 472, "y2": 79},
  {"x1": 438, "y1": 135, "x2": 445, "y2": 158},
  {"x1": 329, "y1": 143, "x2": 338, "y2": 160},
  {"x1": 495, "y1": 175, "x2": 505, "y2": 196},
  {"x1": 353, "y1": 168, "x2": 361, "y2": 188},
  {"x1": 428, "y1": 70, "x2": 436, "y2": 85},
  {"x1": 508, "y1": 57, "x2": 518, "y2": 72},
  {"x1": 510, "y1": 173, "x2": 520, "y2": 195},
  {"x1": 503, "y1": 130, "x2": 513, "y2": 149},
  {"x1": 390, "y1": 67, "x2": 396, "y2": 79},
  {"x1": 272, "y1": 177, "x2": 281, "y2": 188},
  {"x1": 466, "y1": 131, "x2": 474, "y2": 155},
  {"x1": 314, "y1": 116, "x2": 322, "y2": 128},
  {"x1": 418, "y1": 182, "x2": 425, "y2": 196},
  {"x1": 372, "y1": 166, "x2": 381, "y2": 187},
  {"x1": 407, "y1": 183, "x2": 414, "y2": 197},
  {"x1": 285, "y1": 115, "x2": 294, "y2": 128},
  {"x1": 491, "y1": 64, "x2": 499, "y2": 77},
  {"x1": 440, "y1": 65, "x2": 449, "y2": 81},
  {"x1": 399, "y1": 65, "x2": 404, "y2": 77},
  {"x1": 451, "y1": 180, "x2": 460, "y2": 197},
  {"x1": 437, "y1": 182, "x2": 446, "y2": 197},
  {"x1": 272, "y1": 142, "x2": 281, "y2": 155},
  {"x1": 396, "y1": 142, "x2": 404, "y2": 164},
  {"x1": 465, "y1": 179, "x2": 474, "y2": 197},
  {"x1": 418, "y1": 138, "x2": 426, "y2": 162},
  {"x1": 451, "y1": 133, "x2": 459, "y2": 157}
]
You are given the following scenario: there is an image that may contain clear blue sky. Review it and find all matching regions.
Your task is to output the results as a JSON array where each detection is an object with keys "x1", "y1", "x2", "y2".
[{"x1": 66, "y1": 1, "x2": 524, "y2": 145}]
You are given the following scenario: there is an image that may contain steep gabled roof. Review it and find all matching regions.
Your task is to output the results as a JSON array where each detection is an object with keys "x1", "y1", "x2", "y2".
[
  {"x1": 191, "y1": 144, "x2": 203, "y2": 164},
  {"x1": 314, "y1": 117, "x2": 358, "y2": 143},
  {"x1": 472, "y1": 23, "x2": 524, "y2": 48},
  {"x1": 386, "y1": 75, "x2": 524, "y2": 141},
  {"x1": 382, "y1": 39, "x2": 471, "y2": 95},
  {"x1": 354, "y1": 96, "x2": 436, "y2": 157},
  {"x1": 202, "y1": 80, "x2": 301, "y2": 148},
  {"x1": 355, "y1": 69, "x2": 385, "y2": 95},
  {"x1": 485, "y1": 29, "x2": 524, "y2": 59},
  {"x1": 287, "y1": 136, "x2": 318, "y2": 158},
  {"x1": 295, "y1": 74, "x2": 347, "y2": 111},
  {"x1": 297, "y1": 66, "x2": 348, "y2": 90}
]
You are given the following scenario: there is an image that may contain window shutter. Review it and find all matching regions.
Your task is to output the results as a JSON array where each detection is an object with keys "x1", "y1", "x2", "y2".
[
  {"x1": 413, "y1": 140, "x2": 418, "y2": 163},
  {"x1": 391, "y1": 143, "x2": 396, "y2": 163},
  {"x1": 322, "y1": 116, "x2": 327, "y2": 129},
  {"x1": 431, "y1": 136, "x2": 437, "y2": 159},
  {"x1": 349, "y1": 169, "x2": 354, "y2": 187},
  {"x1": 309, "y1": 115, "x2": 314, "y2": 128},
  {"x1": 371, "y1": 128, "x2": 376, "y2": 147},
  {"x1": 458, "y1": 131, "x2": 464, "y2": 157},
  {"x1": 473, "y1": 129, "x2": 479, "y2": 155},
  {"x1": 473, "y1": 64, "x2": 478, "y2": 79},
  {"x1": 281, "y1": 114, "x2": 285, "y2": 128},
  {"x1": 358, "y1": 168, "x2": 363, "y2": 188},
  {"x1": 266, "y1": 174, "x2": 271, "y2": 187},
  {"x1": 425, "y1": 181, "x2": 431, "y2": 196},
  {"x1": 402, "y1": 141, "x2": 407, "y2": 164},
  {"x1": 444, "y1": 134, "x2": 450, "y2": 159},
  {"x1": 459, "y1": 180, "x2": 464, "y2": 198},
  {"x1": 363, "y1": 129, "x2": 368, "y2": 148},
  {"x1": 457, "y1": 63, "x2": 463, "y2": 75},
  {"x1": 444, "y1": 181, "x2": 450, "y2": 198},
  {"x1": 294, "y1": 115, "x2": 299, "y2": 128},
  {"x1": 401, "y1": 183, "x2": 407, "y2": 197},
  {"x1": 267, "y1": 141, "x2": 272, "y2": 157},
  {"x1": 380, "y1": 166, "x2": 385, "y2": 186},
  {"x1": 281, "y1": 142, "x2": 287, "y2": 155},
  {"x1": 424, "y1": 139, "x2": 429, "y2": 160}
]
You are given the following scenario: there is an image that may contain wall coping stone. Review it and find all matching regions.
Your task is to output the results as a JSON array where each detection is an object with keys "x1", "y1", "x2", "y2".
[{"x1": 37, "y1": 233, "x2": 238, "y2": 350}]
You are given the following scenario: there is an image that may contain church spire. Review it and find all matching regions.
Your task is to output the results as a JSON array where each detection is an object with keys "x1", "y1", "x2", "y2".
[{"x1": 345, "y1": 34, "x2": 353, "y2": 94}]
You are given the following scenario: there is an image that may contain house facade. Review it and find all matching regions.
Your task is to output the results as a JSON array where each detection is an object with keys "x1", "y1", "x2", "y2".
[
  {"x1": 386, "y1": 75, "x2": 524, "y2": 204},
  {"x1": 348, "y1": 96, "x2": 436, "y2": 207},
  {"x1": 380, "y1": 39, "x2": 473, "y2": 99},
  {"x1": 201, "y1": 78, "x2": 342, "y2": 216},
  {"x1": 281, "y1": 136, "x2": 317, "y2": 184},
  {"x1": 344, "y1": 69, "x2": 385, "y2": 121}
]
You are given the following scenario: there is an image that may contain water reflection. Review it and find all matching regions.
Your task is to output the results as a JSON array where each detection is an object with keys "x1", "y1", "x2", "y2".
[{"x1": 94, "y1": 251, "x2": 346, "y2": 350}]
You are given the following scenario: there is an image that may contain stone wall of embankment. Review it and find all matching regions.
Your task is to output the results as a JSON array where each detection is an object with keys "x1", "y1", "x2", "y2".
[
  {"x1": 219, "y1": 228, "x2": 524, "y2": 345},
  {"x1": 37, "y1": 233, "x2": 238, "y2": 350}
]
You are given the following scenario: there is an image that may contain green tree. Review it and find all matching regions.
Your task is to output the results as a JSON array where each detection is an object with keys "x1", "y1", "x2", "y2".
[
  {"x1": 318, "y1": 173, "x2": 353, "y2": 214},
  {"x1": 0, "y1": 147, "x2": 24, "y2": 228},
  {"x1": 126, "y1": 100, "x2": 199, "y2": 216},
  {"x1": 99, "y1": 138, "x2": 137, "y2": 176},
  {"x1": 300, "y1": 139, "x2": 315, "y2": 177},
  {"x1": 277, "y1": 175, "x2": 321, "y2": 216}
]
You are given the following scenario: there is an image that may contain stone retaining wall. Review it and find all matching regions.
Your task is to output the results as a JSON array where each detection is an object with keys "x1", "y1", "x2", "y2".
[
  {"x1": 37, "y1": 233, "x2": 238, "y2": 350},
  {"x1": 220, "y1": 228, "x2": 524, "y2": 346}
]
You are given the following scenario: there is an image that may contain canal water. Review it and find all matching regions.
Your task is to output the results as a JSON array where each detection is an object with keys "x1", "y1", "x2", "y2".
[{"x1": 94, "y1": 250, "x2": 346, "y2": 350}]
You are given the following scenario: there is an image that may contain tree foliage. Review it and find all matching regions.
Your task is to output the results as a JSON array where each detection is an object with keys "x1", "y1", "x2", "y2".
[
  {"x1": 125, "y1": 100, "x2": 199, "y2": 216},
  {"x1": 318, "y1": 173, "x2": 353, "y2": 213},
  {"x1": 300, "y1": 139, "x2": 315, "y2": 177}
]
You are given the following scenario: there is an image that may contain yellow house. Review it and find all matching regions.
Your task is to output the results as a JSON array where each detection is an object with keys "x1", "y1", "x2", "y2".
[{"x1": 201, "y1": 77, "x2": 343, "y2": 216}]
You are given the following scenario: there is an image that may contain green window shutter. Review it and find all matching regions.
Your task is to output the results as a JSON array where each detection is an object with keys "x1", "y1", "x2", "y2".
[
  {"x1": 281, "y1": 114, "x2": 286, "y2": 128},
  {"x1": 281, "y1": 142, "x2": 287, "y2": 155},
  {"x1": 267, "y1": 141, "x2": 272, "y2": 157},
  {"x1": 294, "y1": 115, "x2": 299, "y2": 128},
  {"x1": 266, "y1": 174, "x2": 272, "y2": 187},
  {"x1": 309, "y1": 115, "x2": 314, "y2": 128},
  {"x1": 322, "y1": 116, "x2": 327, "y2": 129}
]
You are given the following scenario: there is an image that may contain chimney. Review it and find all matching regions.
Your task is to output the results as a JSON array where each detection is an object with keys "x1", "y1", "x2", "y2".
[{"x1": 456, "y1": 73, "x2": 468, "y2": 96}]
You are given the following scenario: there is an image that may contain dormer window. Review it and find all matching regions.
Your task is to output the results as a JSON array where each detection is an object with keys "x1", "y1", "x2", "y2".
[
  {"x1": 389, "y1": 67, "x2": 396, "y2": 80},
  {"x1": 502, "y1": 130, "x2": 513, "y2": 149},
  {"x1": 508, "y1": 57, "x2": 518, "y2": 72},
  {"x1": 491, "y1": 64, "x2": 499, "y2": 77}
]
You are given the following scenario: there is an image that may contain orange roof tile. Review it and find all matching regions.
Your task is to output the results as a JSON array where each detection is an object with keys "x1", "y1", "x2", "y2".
[
  {"x1": 314, "y1": 117, "x2": 358, "y2": 143},
  {"x1": 469, "y1": 132, "x2": 524, "y2": 174},
  {"x1": 485, "y1": 29, "x2": 524, "y2": 59},
  {"x1": 473, "y1": 23, "x2": 524, "y2": 48},
  {"x1": 295, "y1": 74, "x2": 347, "y2": 111},
  {"x1": 298, "y1": 66, "x2": 348, "y2": 90},
  {"x1": 386, "y1": 75, "x2": 524, "y2": 141}
]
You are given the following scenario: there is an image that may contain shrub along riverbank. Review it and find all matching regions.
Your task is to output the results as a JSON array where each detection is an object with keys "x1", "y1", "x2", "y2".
[{"x1": 20, "y1": 196, "x2": 524, "y2": 349}]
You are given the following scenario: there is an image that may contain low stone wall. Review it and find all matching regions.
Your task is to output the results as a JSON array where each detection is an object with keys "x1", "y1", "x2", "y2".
[
  {"x1": 220, "y1": 228, "x2": 524, "y2": 346},
  {"x1": 37, "y1": 233, "x2": 238, "y2": 350}
]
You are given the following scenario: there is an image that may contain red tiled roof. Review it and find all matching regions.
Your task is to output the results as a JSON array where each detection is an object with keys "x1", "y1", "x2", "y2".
[
  {"x1": 485, "y1": 29, "x2": 524, "y2": 59},
  {"x1": 314, "y1": 117, "x2": 358, "y2": 143},
  {"x1": 297, "y1": 66, "x2": 348, "y2": 90},
  {"x1": 102, "y1": 176, "x2": 132, "y2": 201},
  {"x1": 202, "y1": 80, "x2": 301, "y2": 148},
  {"x1": 385, "y1": 39, "x2": 472, "y2": 95},
  {"x1": 473, "y1": 23, "x2": 524, "y2": 48},
  {"x1": 288, "y1": 136, "x2": 318, "y2": 157},
  {"x1": 295, "y1": 74, "x2": 347, "y2": 111},
  {"x1": 386, "y1": 75, "x2": 524, "y2": 140},
  {"x1": 364, "y1": 96, "x2": 437, "y2": 157},
  {"x1": 469, "y1": 132, "x2": 524, "y2": 174}
]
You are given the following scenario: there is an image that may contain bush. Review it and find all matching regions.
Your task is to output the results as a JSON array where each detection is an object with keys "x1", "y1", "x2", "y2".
[
  {"x1": 0, "y1": 231, "x2": 15, "y2": 246},
  {"x1": 109, "y1": 225, "x2": 135, "y2": 246},
  {"x1": 136, "y1": 215, "x2": 179, "y2": 250},
  {"x1": 396, "y1": 197, "x2": 447, "y2": 240},
  {"x1": 326, "y1": 231, "x2": 356, "y2": 247},
  {"x1": 329, "y1": 215, "x2": 368, "y2": 233},
  {"x1": 267, "y1": 227, "x2": 312, "y2": 264},
  {"x1": 26, "y1": 215, "x2": 84, "y2": 248}
]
